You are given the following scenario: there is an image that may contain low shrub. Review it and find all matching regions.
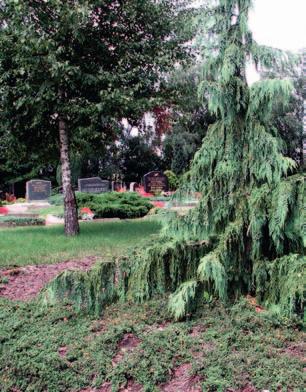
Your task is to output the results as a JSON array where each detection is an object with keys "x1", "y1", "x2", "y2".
[
  {"x1": 164, "y1": 170, "x2": 179, "y2": 190},
  {"x1": 76, "y1": 192, "x2": 153, "y2": 219},
  {"x1": 48, "y1": 193, "x2": 64, "y2": 206},
  {"x1": 0, "y1": 216, "x2": 45, "y2": 226}
]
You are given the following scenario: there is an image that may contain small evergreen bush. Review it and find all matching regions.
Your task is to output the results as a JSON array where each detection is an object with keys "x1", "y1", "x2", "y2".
[
  {"x1": 164, "y1": 170, "x2": 179, "y2": 190},
  {"x1": 76, "y1": 192, "x2": 153, "y2": 219}
]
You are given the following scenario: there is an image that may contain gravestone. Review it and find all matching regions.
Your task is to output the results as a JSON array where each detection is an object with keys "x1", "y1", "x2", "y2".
[
  {"x1": 143, "y1": 171, "x2": 168, "y2": 194},
  {"x1": 26, "y1": 180, "x2": 51, "y2": 201},
  {"x1": 129, "y1": 182, "x2": 138, "y2": 192},
  {"x1": 78, "y1": 177, "x2": 110, "y2": 193}
]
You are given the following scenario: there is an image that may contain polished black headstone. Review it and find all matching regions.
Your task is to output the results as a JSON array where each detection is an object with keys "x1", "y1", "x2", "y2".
[{"x1": 143, "y1": 171, "x2": 168, "y2": 194}]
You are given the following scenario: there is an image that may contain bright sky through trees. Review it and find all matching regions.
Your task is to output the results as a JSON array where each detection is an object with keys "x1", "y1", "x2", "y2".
[
  {"x1": 249, "y1": 0, "x2": 306, "y2": 52},
  {"x1": 247, "y1": 0, "x2": 305, "y2": 83}
]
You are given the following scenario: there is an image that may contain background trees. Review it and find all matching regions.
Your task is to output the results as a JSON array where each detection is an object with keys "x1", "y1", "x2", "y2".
[
  {"x1": 0, "y1": 0, "x2": 193, "y2": 234},
  {"x1": 162, "y1": 65, "x2": 215, "y2": 174}
]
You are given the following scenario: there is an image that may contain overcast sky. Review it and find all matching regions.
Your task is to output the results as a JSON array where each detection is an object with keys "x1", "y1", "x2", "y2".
[
  {"x1": 244, "y1": 0, "x2": 306, "y2": 83},
  {"x1": 249, "y1": 0, "x2": 306, "y2": 52}
]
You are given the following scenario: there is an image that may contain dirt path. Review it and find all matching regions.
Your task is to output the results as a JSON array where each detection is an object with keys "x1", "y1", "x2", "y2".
[{"x1": 0, "y1": 256, "x2": 99, "y2": 301}]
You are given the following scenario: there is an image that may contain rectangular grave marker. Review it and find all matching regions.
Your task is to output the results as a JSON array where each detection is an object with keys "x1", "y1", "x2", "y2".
[
  {"x1": 143, "y1": 171, "x2": 168, "y2": 194},
  {"x1": 78, "y1": 177, "x2": 110, "y2": 193},
  {"x1": 26, "y1": 180, "x2": 51, "y2": 201}
]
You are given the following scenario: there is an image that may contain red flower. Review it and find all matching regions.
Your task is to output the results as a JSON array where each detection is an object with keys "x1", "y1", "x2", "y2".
[
  {"x1": 0, "y1": 206, "x2": 9, "y2": 215},
  {"x1": 80, "y1": 207, "x2": 93, "y2": 214},
  {"x1": 136, "y1": 186, "x2": 153, "y2": 198}
]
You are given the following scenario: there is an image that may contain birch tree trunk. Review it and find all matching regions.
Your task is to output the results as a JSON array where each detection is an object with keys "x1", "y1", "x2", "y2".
[{"x1": 59, "y1": 116, "x2": 80, "y2": 235}]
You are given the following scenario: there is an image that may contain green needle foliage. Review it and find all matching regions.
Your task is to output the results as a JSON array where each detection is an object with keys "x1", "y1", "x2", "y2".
[
  {"x1": 125, "y1": 0, "x2": 304, "y2": 319},
  {"x1": 43, "y1": 0, "x2": 304, "y2": 319}
]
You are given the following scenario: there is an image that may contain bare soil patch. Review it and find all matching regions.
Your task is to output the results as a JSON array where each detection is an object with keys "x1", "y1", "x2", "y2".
[
  {"x1": 0, "y1": 256, "x2": 99, "y2": 301},
  {"x1": 159, "y1": 363, "x2": 202, "y2": 392},
  {"x1": 112, "y1": 333, "x2": 141, "y2": 366},
  {"x1": 282, "y1": 340, "x2": 306, "y2": 362}
]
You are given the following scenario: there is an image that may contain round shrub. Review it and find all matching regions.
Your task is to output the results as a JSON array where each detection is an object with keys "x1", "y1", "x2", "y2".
[{"x1": 76, "y1": 192, "x2": 153, "y2": 219}]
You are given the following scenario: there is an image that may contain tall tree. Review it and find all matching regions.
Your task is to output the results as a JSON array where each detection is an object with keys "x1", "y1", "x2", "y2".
[
  {"x1": 0, "y1": 0, "x2": 192, "y2": 234},
  {"x1": 124, "y1": 0, "x2": 304, "y2": 319}
]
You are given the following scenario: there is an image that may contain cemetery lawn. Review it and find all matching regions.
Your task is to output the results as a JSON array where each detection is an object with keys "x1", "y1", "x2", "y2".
[{"x1": 0, "y1": 219, "x2": 161, "y2": 268}]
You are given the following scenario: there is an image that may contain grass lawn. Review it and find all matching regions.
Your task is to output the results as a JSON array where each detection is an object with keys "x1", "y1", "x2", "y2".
[
  {"x1": 0, "y1": 298, "x2": 304, "y2": 392},
  {"x1": 0, "y1": 219, "x2": 161, "y2": 268},
  {"x1": 33, "y1": 205, "x2": 64, "y2": 217}
]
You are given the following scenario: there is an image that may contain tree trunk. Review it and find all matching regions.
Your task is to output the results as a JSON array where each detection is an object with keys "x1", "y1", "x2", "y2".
[{"x1": 59, "y1": 116, "x2": 80, "y2": 236}]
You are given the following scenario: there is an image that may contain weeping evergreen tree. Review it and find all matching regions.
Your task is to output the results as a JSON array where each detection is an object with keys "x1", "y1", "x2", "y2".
[{"x1": 42, "y1": 0, "x2": 304, "y2": 319}]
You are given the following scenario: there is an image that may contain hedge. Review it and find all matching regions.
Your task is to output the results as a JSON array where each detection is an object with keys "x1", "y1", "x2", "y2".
[{"x1": 0, "y1": 216, "x2": 45, "y2": 226}]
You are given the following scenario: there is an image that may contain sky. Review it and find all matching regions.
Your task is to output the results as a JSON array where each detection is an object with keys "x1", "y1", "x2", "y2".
[
  {"x1": 247, "y1": 0, "x2": 305, "y2": 83},
  {"x1": 249, "y1": 0, "x2": 306, "y2": 53},
  {"x1": 193, "y1": 0, "x2": 306, "y2": 83}
]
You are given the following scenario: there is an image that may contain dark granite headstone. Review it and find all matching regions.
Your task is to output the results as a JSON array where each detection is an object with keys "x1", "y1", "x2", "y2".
[
  {"x1": 78, "y1": 177, "x2": 110, "y2": 193},
  {"x1": 143, "y1": 171, "x2": 168, "y2": 194},
  {"x1": 26, "y1": 180, "x2": 51, "y2": 201}
]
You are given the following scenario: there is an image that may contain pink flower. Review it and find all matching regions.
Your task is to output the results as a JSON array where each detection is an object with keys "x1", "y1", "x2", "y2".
[
  {"x1": 152, "y1": 201, "x2": 165, "y2": 208},
  {"x1": 0, "y1": 206, "x2": 8, "y2": 215}
]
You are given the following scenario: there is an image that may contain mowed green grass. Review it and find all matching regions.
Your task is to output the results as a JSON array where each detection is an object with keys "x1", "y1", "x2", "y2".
[{"x1": 0, "y1": 219, "x2": 161, "y2": 268}]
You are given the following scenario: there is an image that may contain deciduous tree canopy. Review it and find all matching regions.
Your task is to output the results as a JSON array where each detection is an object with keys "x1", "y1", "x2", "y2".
[{"x1": 0, "y1": 0, "x2": 194, "y2": 233}]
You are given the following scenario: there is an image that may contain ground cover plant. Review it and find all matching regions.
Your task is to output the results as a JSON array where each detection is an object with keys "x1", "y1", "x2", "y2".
[
  {"x1": 0, "y1": 220, "x2": 160, "y2": 268},
  {"x1": 0, "y1": 297, "x2": 304, "y2": 392}
]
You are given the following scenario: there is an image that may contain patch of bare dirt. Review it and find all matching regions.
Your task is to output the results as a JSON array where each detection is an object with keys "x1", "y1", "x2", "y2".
[
  {"x1": 159, "y1": 363, "x2": 202, "y2": 392},
  {"x1": 282, "y1": 340, "x2": 306, "y2": 362},
  {"x1": 143, "y1": 322, "x2": 170, "y2": 333},
  {"x1": 226, "y1": 384, "x2": 258, "y2": 392},
  {"x1": 245, "y1": 295, "x2": 264, "y2": 313},
  {"x1": 0, "y1": 256, "x2": 99, "y2": 301},
  {"x1": 189, "y1": 324, "x2": 205, "y2": 337},
  {"x1": 58, "y1": 346, "x2": 68, "y2": 357},
  {"x1": 112, "y1": 333, "x2": 141, "y2": 366}
]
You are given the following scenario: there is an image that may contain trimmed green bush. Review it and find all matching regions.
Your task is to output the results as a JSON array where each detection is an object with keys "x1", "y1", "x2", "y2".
[
  {"x1": 76, "y1": 192, "x2": 153, "y2": 219},
  {"x1": 0, "y1": 216, "x2": 45, "y2": 226}
]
